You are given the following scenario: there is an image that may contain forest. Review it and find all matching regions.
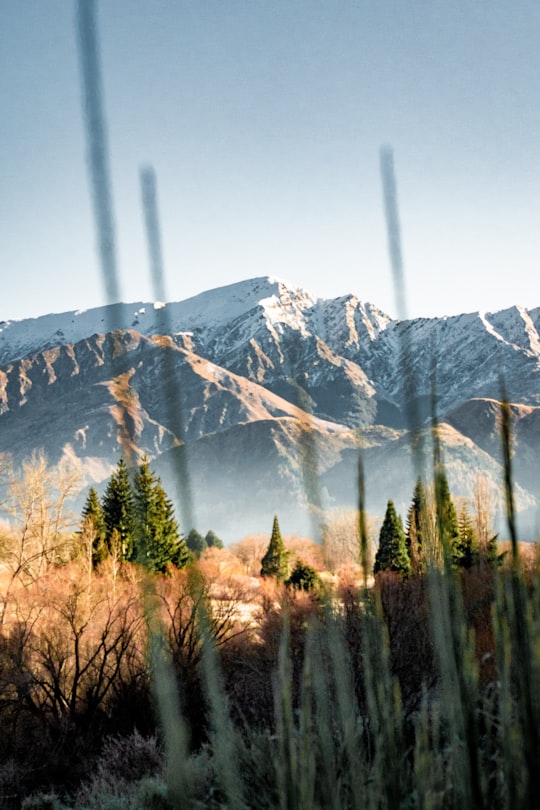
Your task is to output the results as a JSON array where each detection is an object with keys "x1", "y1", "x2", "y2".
[{"x1": 0, "y1": 444, "x2": 537, "y2": 809}]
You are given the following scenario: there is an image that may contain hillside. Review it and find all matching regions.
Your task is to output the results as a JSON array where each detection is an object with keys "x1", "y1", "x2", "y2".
[{"x1": 0, "y1": 276, "x2": 538, "y2": 539}]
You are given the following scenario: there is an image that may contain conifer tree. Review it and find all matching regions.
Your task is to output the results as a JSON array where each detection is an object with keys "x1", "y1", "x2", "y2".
[
  {"x1": 132, "y1": 458, "x2": 189, "y2": 573},
  {"x1": 205, "y1": 530, "x2": 224, "y2": 549},
  {"x1": 286, "y1": 559, "x2": 321, "y2": 591},
  {"x1": 186, "y1": 529, "x2": 206, "y2": 558},
  {"x1": 101, "y1": 458, "x2": 135, "y2": 561},
  {"x1": 434, "y1": 469, "x2": 461, "y2": 566},
  {"x1": 406, "y1": 478, "x2": 428, "y2": 568},
  {"x1": 80, "y1": 486, "x2": 107, "y2": 567},
  {"x1": 374, "y1": 500, "x2": 411, "y2": 576},
  {"x1": 456, "y1": 503, "x2": 478, "y2": 569},
  {"x1": 260, "y1": 515, "x2": 289, "y2": 580}
]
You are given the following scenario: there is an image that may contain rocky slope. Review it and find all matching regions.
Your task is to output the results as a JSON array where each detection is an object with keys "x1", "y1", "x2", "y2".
[{"x1": 0, "y1": 277, "x2": 538, "y2": 539}]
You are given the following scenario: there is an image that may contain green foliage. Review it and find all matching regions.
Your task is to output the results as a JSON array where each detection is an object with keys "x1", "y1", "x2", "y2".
[
  {"x1": 456, "y1": 503, "x2": 478, "y2": 569},
  {"x1": 260, "y1": 515, "x2": 289, "y2": 579},
  {"x1": 86, "y1": 458, "x2": 188, "y2": 573},
  {"x1": 81, "y1": 486, "x2": 107, "y2": 567},
  {"x1": 186, "y1": 529, "x2": 206, "y2": 558},
  {"x1": 434, "y1": 468, "x2": 461, "y2": 566},
  {"x1": 374, "y1": 500, "x2": 411, "y2": 576},
  {"x1": 205, "y1": 530, "x2": 223, "y2": 550},
  {"x1": 132, "y1": 458, "x2": 189, "y2": 573},
  {"x1": 102, "y1": 458, "x2": 135, "y2": 561},
  {"x1": 285, "y1": 559, "x2": 321, "y2": 591},
  {"x1": 406, "y1": 477, "x2": 428, "y2": 567}
]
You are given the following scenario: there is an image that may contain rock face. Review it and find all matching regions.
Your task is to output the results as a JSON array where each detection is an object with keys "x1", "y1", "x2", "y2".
[{"x1": 0, "y1": 276, "x2": 539, "y2": 540}]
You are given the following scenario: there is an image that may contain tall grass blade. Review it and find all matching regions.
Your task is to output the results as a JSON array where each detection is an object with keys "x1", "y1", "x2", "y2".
[
  {"x1": 357, "y1": 451, "x2": 370, "y2": 587},
  {"x1": 75, "y1": 0, "x2": 121, "y2": 310},
  {"x1": 144, "y1": 580, "x2": 191, "y2": 808},
  {"x1": 199, "y1": 595, "x2": 246, "y2": 809},
  {"x1": 75, "y1": 0, "x2": 139, "y2": 463},
  {"x1": 379, "y1": 147, "x2": 425, "y2": 489},
  {"x1": 324, "y1": 608, "x2": 365, "y2": 810},
  {"x1": 499, "y1": 389, "x2": 518, "y2": 563},
  {"x1": 140, "y1": 165, "x2": 194, "y2": 532}
]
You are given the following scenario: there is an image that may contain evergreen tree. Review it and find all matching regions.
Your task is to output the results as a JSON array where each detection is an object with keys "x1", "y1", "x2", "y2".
[
  {"x1": 456, "y1": 503, "x2": 478, "y2": 569},
  {"x1": 132, "y1": 458, "x2": 189, "y2": 573},
  {"x1": 186, "y1": 529, "x2": 207, "y2": 558},
  {"x1": 80, "y1": 486, "x2": 107, "y2": 567},
  {"x1": 286, "y1": 559, "x2": 321, "y2": 591},
  {"x1": 261, "y1": 515, "x2": 290, "y2": 580},
  {"x1": 434, "y1": 469, "x2": 461, "y2": 566},
  {"x1": 102, "y1": 458, "x2": 135, "y2": 561},
  {"x1": 205, "y1": 530, "x2": 224, "y2": 550},
  {"x1": 374, "y1": 500, "x2": 411, "y2": 576},
  {"x1": 406, "y1": 478, "x2": 428, "y2": 567}
]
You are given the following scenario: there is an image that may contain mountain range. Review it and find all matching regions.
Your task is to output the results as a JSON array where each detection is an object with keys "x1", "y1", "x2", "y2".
[{"x1": 0, "y1": 276, "x2": 538, "y2": 541}]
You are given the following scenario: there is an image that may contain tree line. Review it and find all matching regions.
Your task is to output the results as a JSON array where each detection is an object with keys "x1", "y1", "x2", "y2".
[
  {"x1": 374, "y1": 471, "x2": 500, "y2": 576},
  {"x1": 80, "y1": 457, "x2": 223, "y2": 575}
]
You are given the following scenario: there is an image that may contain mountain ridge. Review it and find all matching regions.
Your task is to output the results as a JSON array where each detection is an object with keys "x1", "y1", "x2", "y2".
[{"x1": 1, "y1": 276, "x2": 539, "y2": 540}]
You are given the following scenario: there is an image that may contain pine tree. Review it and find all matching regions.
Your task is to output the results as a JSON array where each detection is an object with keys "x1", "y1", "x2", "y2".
[
  {"x1": 80, "y1": 486, "x2": 107, "y2": 567},
  {"x1": 434, "y1": 469, "x2": 461, "y2": 566},
  {"x1": 132, "y1": 458, "x2": 189, "y2": 573},
  {"x1": 406, "y1": 478, "x2": 428, "y2": 568},
  {"x1": 374, "y1": 500, "x2": 411, "y2": 576},
  {"x1": 260, "y1": 515, "x2": 289, "y2": 580},
  {"x1": 186, "y1": 529, "x2": 207, "y2": 558},
  {"x1": 205, "y1": 530, "x2": 223, "y2": 550},
  {"x1": 102, "y1": 458, "x2": 135, "y2": 561},
  {"x1": 456, "y1": 503, "x2": 478, "y2": 569},
  {"x1": 286, "y1": 559, "x2": 321, "y2": 591}
]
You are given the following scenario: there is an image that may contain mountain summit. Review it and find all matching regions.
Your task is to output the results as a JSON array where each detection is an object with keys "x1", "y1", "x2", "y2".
[{"x1": 0, "y1": 277, "x2": 539, "y2": 539}]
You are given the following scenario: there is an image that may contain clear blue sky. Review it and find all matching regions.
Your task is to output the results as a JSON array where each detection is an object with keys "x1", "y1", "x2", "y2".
[{"x1": 2, "y1": 1, "x2": 540, "y2": 321}]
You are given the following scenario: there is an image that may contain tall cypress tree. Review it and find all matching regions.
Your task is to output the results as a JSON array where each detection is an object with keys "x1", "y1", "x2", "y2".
[
  {"x1": 101, "y1": 458, "x2": 135, "y2": 561},
  {"x1": 80, "y1": 486, "x2": 107, "y2": 567},
  {"x1": 374, "y1": 500, "x2": 411, "y2": 576},
  {"x1": 132, "y1": 457, "x2": 189, "y2": 573},
  {"x1": 261, "y1": 515, "x2": 289, "y2": 580}
]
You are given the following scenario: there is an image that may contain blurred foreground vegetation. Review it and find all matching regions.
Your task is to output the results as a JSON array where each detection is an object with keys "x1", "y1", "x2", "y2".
[{"x1": 0, "y1": 450, "x2": 538, "y2": 808}]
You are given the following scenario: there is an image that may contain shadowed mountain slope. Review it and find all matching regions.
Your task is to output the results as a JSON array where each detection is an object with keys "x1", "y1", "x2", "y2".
[{"x1": 0, "y1": 277, "x2": 538, "y2": 539}]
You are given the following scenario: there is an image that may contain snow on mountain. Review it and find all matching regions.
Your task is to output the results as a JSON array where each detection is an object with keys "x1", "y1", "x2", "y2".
[
  {"x1": 0, "y1": 277, "x2": 387, "y2": 365},
  {"x1": 1, "y1": 276, "x2": 540, "y2": 539},
  {"x1": 0, "y1": 277, "x2": 305, "y2": 364}
]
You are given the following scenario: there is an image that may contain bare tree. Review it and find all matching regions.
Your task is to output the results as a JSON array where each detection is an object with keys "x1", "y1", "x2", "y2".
[
  {"x1": 2, "y1": 451, "x2": 81, "y2": 586},
  {"x1": 19, "y1": 571, "x2": 144, "y2": 742},
  {"x1": 322, "y1": 509, "x2": 378, "y2": 576},
  {"x1": 472, "y1": 473, "x2": 494, "y2": 548}
]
